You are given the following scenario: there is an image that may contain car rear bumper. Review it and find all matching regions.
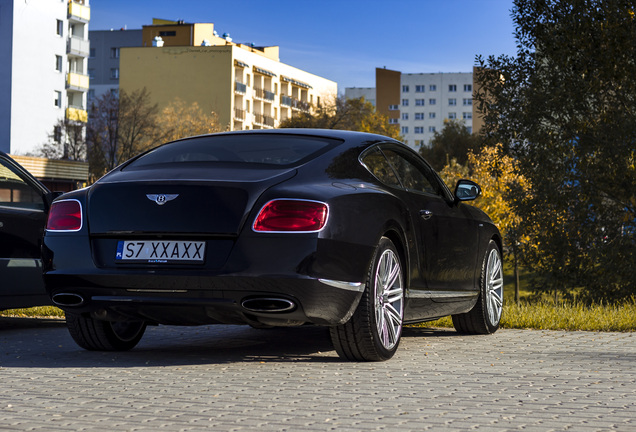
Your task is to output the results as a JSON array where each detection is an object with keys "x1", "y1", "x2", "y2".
[{"x1": 45, "y1": 273, "x2": 365, "y2": 326}]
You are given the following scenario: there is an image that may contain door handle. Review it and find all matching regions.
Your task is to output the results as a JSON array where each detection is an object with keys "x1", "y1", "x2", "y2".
[{"x1": 419, "y1": 210, "x2": 432, "y2": 220}]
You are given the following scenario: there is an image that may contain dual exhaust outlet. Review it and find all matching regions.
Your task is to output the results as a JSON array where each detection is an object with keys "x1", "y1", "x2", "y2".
[{"x1": 52, "y1": 292, "x2": 296, "y2": 314}]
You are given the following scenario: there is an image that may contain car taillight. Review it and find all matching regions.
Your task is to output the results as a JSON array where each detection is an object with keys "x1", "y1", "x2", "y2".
[
  {"x1": 47, "y1": 200, "x2": 83, "y2": 231},
  {"x1": 253, "y1": 199, "x2": 328, "y2": 232}
]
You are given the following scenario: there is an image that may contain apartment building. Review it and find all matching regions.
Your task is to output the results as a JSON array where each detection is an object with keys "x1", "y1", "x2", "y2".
[
  {"x1": 88, "y1": 29, "x2": 142, "y2": 101},
  {"x1": 0, "y1": 0, "x2": 90, "y2": 155},
  {"x1": 118, "y1": 20, "x2": 337, "y2": 131},
  {"x1": 346, "y1": 68, "x2": 478, "y2": 149}
]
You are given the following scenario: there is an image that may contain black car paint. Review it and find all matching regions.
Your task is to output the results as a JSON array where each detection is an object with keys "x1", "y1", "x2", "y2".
[
  {"x1": 43, "y1": 129, "x2": 501, "y2": 327},
  {"x1": 0, "y1": 152, "x2": 54, "y2": 310}
]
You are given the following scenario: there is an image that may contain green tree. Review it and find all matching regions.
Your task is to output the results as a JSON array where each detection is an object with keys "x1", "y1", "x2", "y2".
[
  {"x1": 280, "y1": 96, "x2": 401, "y2": 139},
  {"x1": 419, "y1": 119, "x2": 482, "y2": 171},
  {"x1": 475, "y1": 0, "x2": 636, "y2": 301}
]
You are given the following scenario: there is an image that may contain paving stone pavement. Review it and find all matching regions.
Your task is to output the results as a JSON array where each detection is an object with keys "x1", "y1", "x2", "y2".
[{"x1": 0, "y1": 317, "x2": 634, "y2": 431}]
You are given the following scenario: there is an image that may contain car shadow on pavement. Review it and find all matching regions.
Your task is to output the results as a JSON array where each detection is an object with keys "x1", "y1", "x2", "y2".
[{"x1": 0, "y1": 317, "x2": 458, "y2": 368}]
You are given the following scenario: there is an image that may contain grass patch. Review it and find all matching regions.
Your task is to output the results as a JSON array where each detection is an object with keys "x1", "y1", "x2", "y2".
[{"x1": 0, "y1": 306, "x2": 64, "y2": 319}]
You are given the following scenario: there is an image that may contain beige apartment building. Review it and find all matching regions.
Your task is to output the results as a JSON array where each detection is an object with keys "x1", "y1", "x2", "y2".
[{"x1": 119, "y1": 20, "x2": 337, "y2": 130}]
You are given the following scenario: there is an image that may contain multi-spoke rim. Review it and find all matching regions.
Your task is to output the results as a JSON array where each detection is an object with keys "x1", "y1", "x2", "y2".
[
  {"x1": 374, "y1": 249, "x2": 404, "y2": 350},
  {"x1": 485, "y1": 249, "x2": 504, "y2": 326}
]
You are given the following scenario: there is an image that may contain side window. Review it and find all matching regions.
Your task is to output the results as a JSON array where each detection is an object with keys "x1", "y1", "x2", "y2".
[
  {"x1": 0, "y1": 159, "x2": 45, "y2": 210},
  {"x1": 381, "y1": 148, "x2": 438, "y2": 195},
  {"x1": 360, "y1": 148, "x2": 401, "y2": 187}
]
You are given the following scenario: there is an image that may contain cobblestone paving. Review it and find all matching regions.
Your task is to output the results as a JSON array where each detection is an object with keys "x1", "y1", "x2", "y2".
[{"x1": 1, "y1": 317, "x2": 634, "y2": 431}]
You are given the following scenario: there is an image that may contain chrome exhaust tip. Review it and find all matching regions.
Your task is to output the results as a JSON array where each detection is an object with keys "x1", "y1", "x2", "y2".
[
  {"x1": 241, "y1": 297, "x2": 296, "y2": 313},
  {"x1": 52, "y1": 293, "x2": 85, "y2": 307}
]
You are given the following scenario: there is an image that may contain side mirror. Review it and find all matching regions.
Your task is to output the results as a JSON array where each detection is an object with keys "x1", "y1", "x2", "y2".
[{"x1": 454, "y1": 179, "x2": 481, "y2": 202}]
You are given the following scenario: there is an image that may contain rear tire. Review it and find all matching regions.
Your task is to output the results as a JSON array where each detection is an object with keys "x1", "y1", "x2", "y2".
[
  {"x1": 452, "y1": 240, "x2": 503, "y2": 334},
  {"x1": 330, "y1": 237, "x2": 404, "y2": 361},
  {"x1": 65, "y1": 312, "x2": 146, "y2": 351}
]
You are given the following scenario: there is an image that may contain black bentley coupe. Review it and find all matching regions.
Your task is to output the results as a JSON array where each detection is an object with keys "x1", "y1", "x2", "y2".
[{"x1": 44, "y1": 129, "x2": 503, "y2": 361}]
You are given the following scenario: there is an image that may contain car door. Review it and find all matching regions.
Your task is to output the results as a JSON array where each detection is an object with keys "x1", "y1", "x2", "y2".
[
  {"x1": 379, "y1": 146, "x2": 480, "y2": 295},
  {"x1": 0, "y1": 153, "x2": 51, "y2": 309}
]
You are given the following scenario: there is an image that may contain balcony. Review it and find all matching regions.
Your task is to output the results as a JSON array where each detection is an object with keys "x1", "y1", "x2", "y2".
[
  {"x1": 290, "y1": 98, "x2": 310, "y2": 112},
  {"x1": 67, "y1": 72, "x2": 89, "y2": 91},
  {"x1": 254, "y1": 87, "x2": 275, "y2": 102},
  {"x1": 66, "y1": 106, "x2": 88, "y2": 123},
  {"x1": 67, "y1": 37, "x2": 90, "y2": 57},
  {"x1": 254, "y1": 113, "x2": 275, "y2": 128},
  {"x1": 234, "y1": 108, "x2": 246, "y2": 121},
  {"x1": 68, "y1": 1, "x2": 90, "y2": 22},
  {"x1": 235, "y1": 81, "x2": 247, "y2": 94},
  {"x1": 280, "y1": 95, "x2": 292, "y2": 107}
]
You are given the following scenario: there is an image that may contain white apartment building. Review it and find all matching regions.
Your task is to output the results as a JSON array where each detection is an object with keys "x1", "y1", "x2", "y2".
[
  {"x1": 347, "y1": 69, "x2": 476, "y2": 149},
  {"x1": 0, "y1": 0, "x2": 90, "y2": 155}
]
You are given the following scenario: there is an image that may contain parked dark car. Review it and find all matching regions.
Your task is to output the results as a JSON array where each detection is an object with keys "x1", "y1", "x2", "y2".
[
  {"x1": 0, "y1": 151, "x2": 55, "y2": 310},
  {"x1": 43, "y1": 129, "x2": 503, "y2": 361}
]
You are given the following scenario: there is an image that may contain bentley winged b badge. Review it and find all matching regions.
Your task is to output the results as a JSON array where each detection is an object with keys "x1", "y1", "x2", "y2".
[{"x1": 146, "y1": 194, "x2": 179, "y2": 206}]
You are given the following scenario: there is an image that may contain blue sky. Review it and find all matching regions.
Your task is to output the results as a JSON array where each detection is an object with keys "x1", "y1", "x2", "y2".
[{"x1": 89, "y1": 0, "x2": 518, "y2": 92}]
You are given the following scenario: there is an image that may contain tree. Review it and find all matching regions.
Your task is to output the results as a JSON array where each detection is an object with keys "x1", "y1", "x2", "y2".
[
  {"x1": 31, "y1": 118, "x2": 87, "y2": 161},
  {"x1": 475, "y1": 0, "x2": 636, "y2": 301},
  {"x1": 279, "y1": 96, "x2": 401, "y2": 139},
  {"x1": 419, "y1": 119, "x2": 482, "y2": 171},
  {"x1": 156, "y1": 98, "x2": 225, "y2": 142},
  {"x1": 86, "y1": 88, "x2": 159, "y2": 180},
  {"x1": 440, "y1": 144, "x2": 530, "y2": 302}
]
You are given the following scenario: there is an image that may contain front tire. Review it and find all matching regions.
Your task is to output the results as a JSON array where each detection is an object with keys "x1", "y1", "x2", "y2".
[
  {"x1": 65, "y1": 312, "x2": 146, "y2": 351},
  {"x1": 452, "y1": 240, "x2": 503, "y2": 334},
  {"x1": 330, "y1": 237, "x2": 404, "y2": 361}
]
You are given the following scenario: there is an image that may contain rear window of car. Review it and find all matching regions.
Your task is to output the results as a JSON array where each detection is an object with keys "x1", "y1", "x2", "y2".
[{"x1": 123, "y1": 134, "x2": 341, "y2": 169}]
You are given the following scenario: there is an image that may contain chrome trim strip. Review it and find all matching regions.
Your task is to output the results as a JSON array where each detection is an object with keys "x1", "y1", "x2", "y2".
[
  {"x1": 407, "y1": 290, "x2": 480, "y2": 299},
  {"x1": 126, "y1": 289, "x2": 188, "y2": 293},
  {"x1": 318, "y1": 279, "x2": 364, "y2": 292}
]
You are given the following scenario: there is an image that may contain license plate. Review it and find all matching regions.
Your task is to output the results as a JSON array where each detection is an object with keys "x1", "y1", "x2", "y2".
[{"x1": 115, "y1": 240, "x2": 205, "y2": 263}]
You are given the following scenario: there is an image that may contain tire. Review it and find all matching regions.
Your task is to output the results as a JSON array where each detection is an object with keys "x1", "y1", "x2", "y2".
[
  {"x1": 65, "y1": 312, "x2": 146, "y2": 351},
  {"x1": 330, "y1": 237, "x2": 404, "y2": 361},
  {"x1": 452, "y1": 240, "x2": 503, "y2": 334}
]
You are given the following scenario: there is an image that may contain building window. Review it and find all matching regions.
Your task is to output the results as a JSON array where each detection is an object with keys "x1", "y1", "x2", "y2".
[
  {"x1": 88, "y1": 89, "x2": 95, "y2": 99},
  {"x1": 402, "y1": 99, "x2": 409, "y2": 106},
  {"x1": 415, "y1": 99, "x2": 425, "y2": 106},
  {"x1": 448, "y1": 112, "x2": 457, "y2": 119},
  {"x1": 429, "y1": 98, "x2": 436, "y2": 105},
  {"x1": 54, "y1": 91, "x2": 62, "y2": 108},
  {"x1": 55, "y1": 55, "x2": 63, "y2": 72},
  {"x1": 429, "y1": 126, "x2": 436, "y2": 133},
  {"x1": 449, "y1": 98, "x2": 457, "y2": 106},
  {"x1": 429, "y1": 85, "x2": 437, "y2": 91},
  {"x1": 415, "y1": 113, "x2": 425, "y2": 120},
  {"x1": 401, "y1": 113, "x2": 409, "y2": 121},
  {"x1": 429, "y1": 112, "x2": 436, "y2": 119},
  {"x1": 414, "y1": 127, "x2": 424, "y2": 134},
  {"x1": 401, "y1": 127, "x2": 409, "y2": 134},
  {"x1": 463, "y1": 98, "x2": 473, "y2": 106},
  {"x1": 464, "y1": 84, "x2": 472, "y2": 92},
  {"x1": 449, "y1": 84, "x2": 457, "y2": 92},
  {"x1": 110, "y1": 47, "x2": 120, "y2": 58},
  {"x1": 402, "y1": 85, "x2": 409, "y2": 92},
  {"x1": 415, "y1": 85, "x2": 425, "y2": 93},
  {"x1": 467, "y1": 127, "x2": 473, "y2": 133},
  {"x1": 110, "y1": 68, "x2": 119, "y2": 79},
  {"x1": 88, "y1": 69, "x2": 95, "y2": 80},
  {"x1": 56, "y1": 20, "x2": 63, "y2": 36},
  {"x1": 389, "y1": 104, "x2": 399, "y2": 110},
  {"x1": 110, "y1": 88, "x2": 119, "y2": 98},
  {"x1": 389, "y1": 118, "x2": 398, "y2": 124},
  {"x1": 463, "y1": 112, "x2": 473, "y2": 119},
  {"x1": 159, "y1": 31, "x2": 176, "y2": 37}
]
